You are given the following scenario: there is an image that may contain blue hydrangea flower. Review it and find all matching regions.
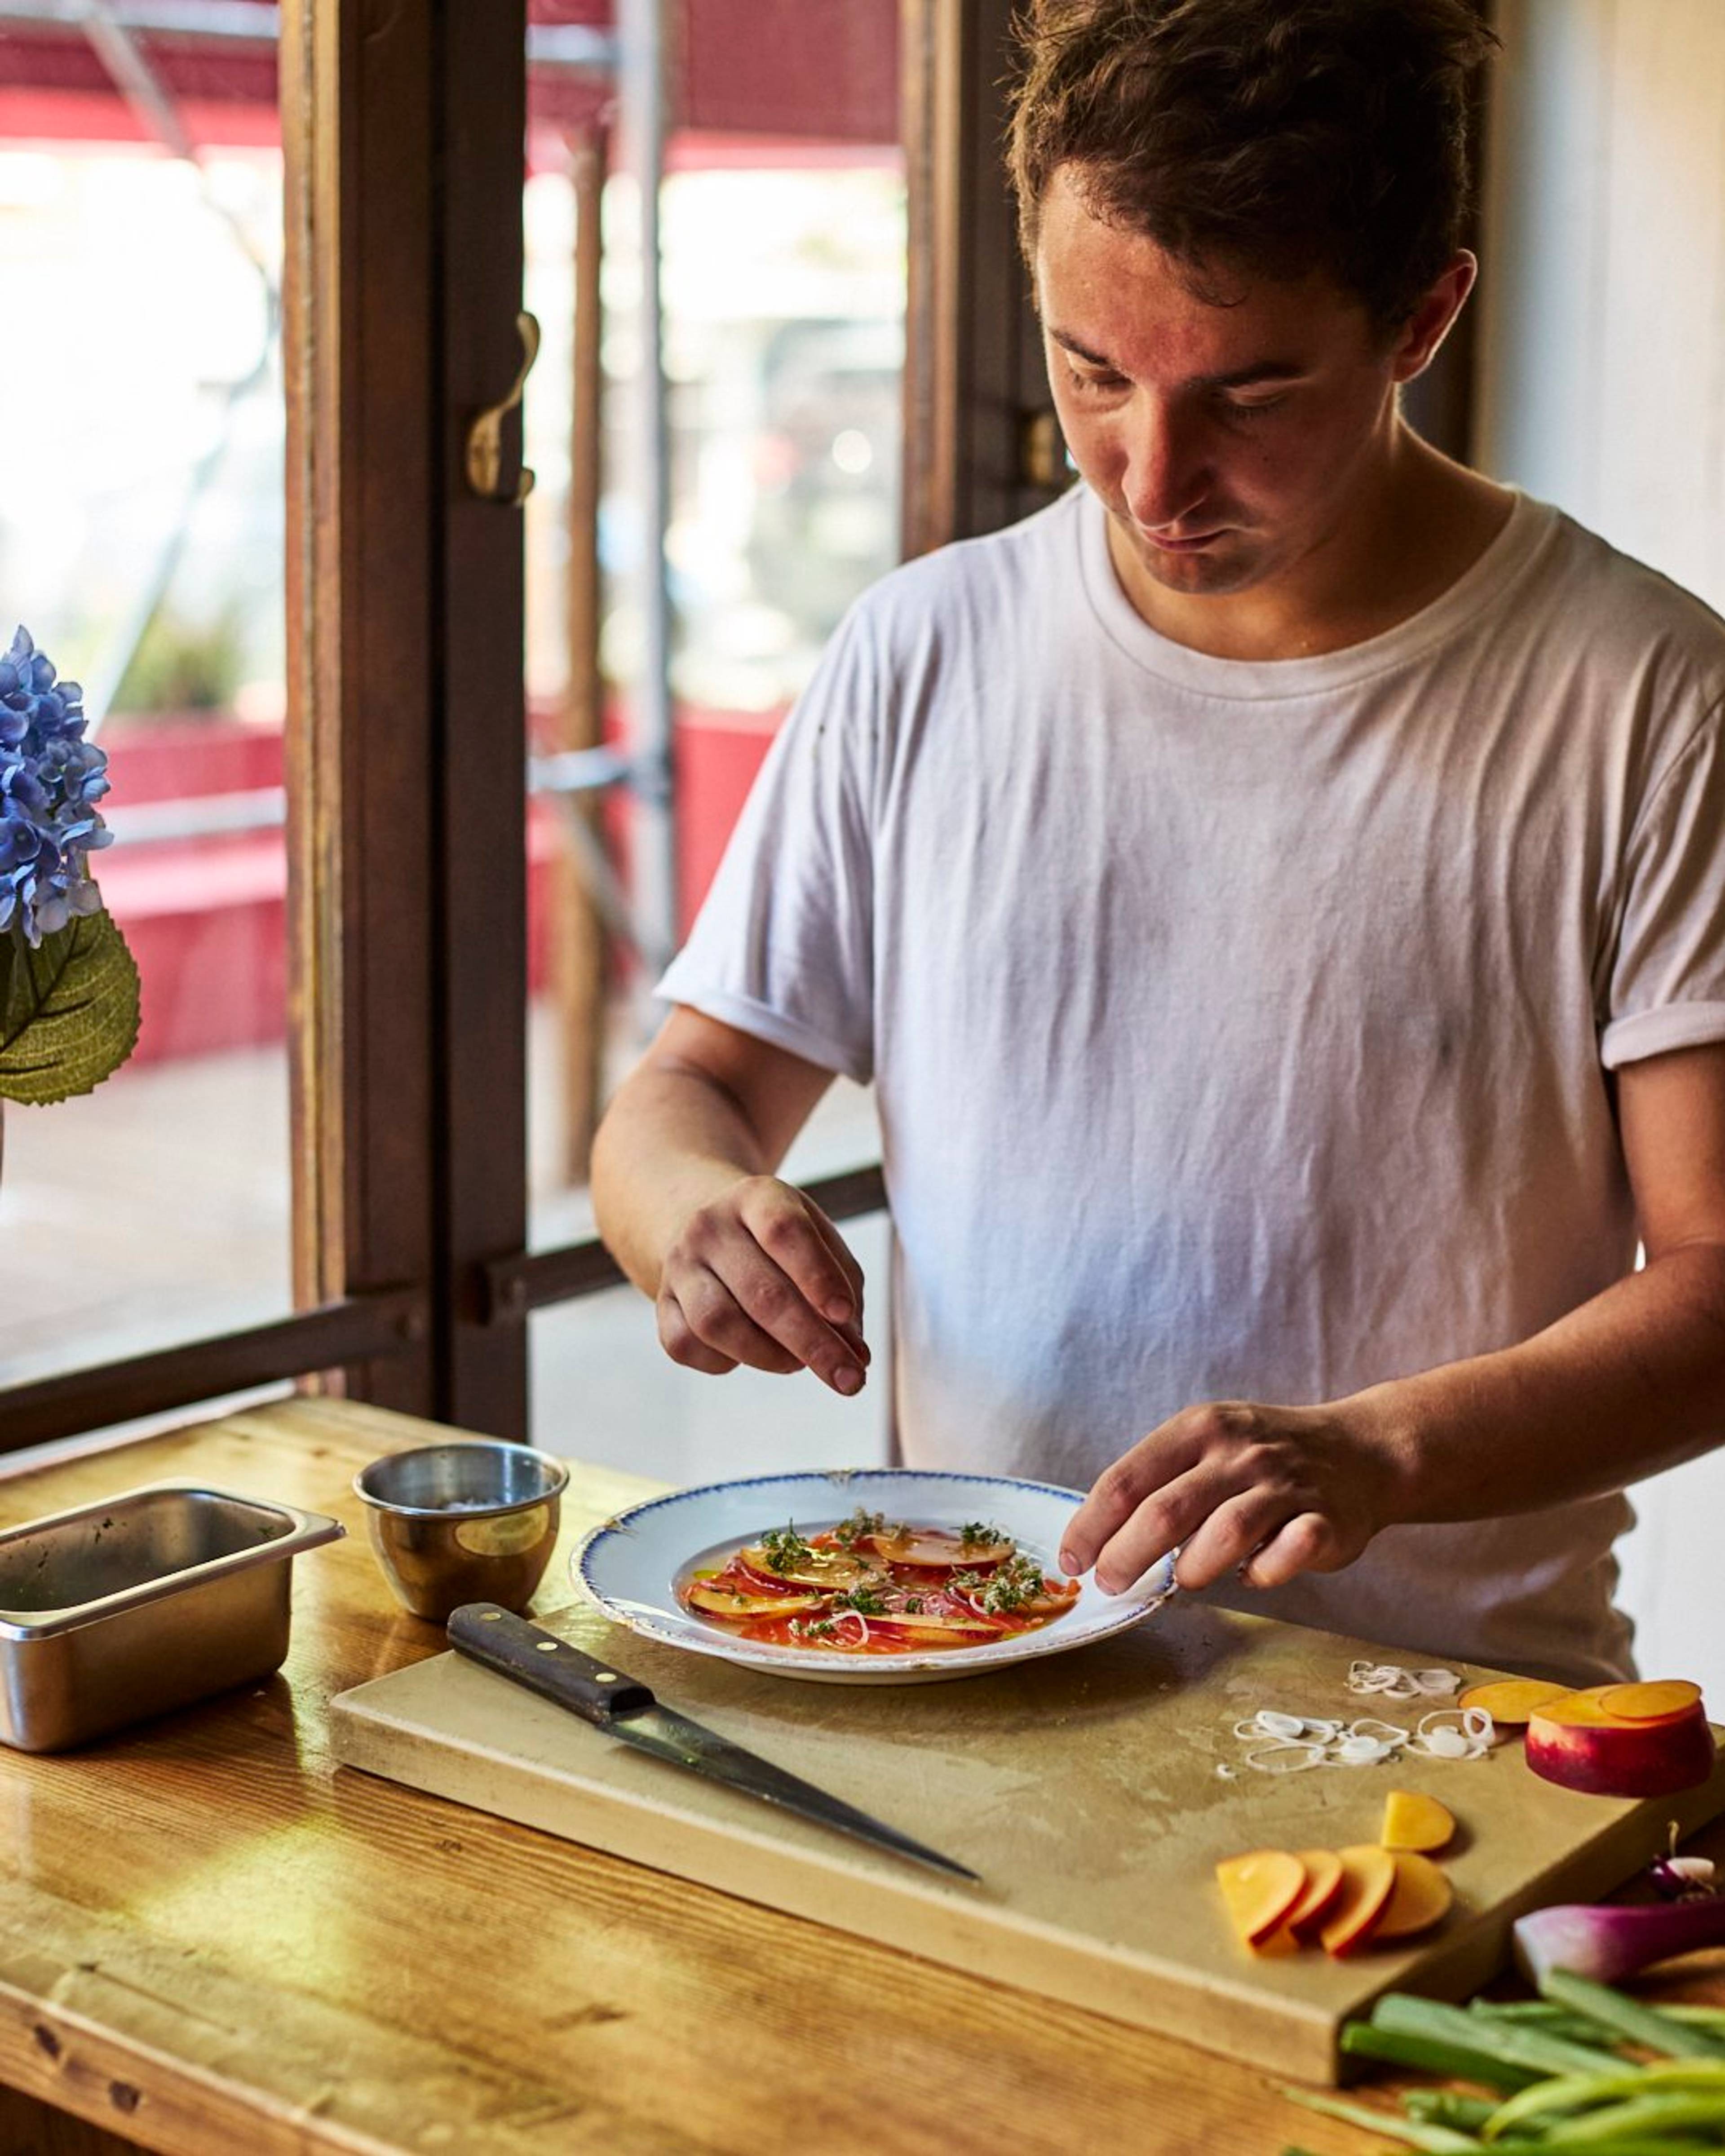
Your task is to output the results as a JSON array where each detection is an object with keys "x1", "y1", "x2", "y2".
[{"x1": 0, "y1": 625, "x2": 112, "y2": 948}]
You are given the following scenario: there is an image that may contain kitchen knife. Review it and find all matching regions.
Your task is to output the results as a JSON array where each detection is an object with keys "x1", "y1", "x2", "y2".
[{"x1": 446, "y1": 1603, "x2": 980, "y2": 1882}]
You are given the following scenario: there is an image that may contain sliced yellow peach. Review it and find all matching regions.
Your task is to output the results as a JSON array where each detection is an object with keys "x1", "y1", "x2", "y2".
[
  {"x1": 1318, "y1": 1845, "x2": 1397, "y2": 1957},
  {"x1": 1532, "y1": 1686, "x2": 1698, "y2": 1729},
  {"x1": 685, "y1": 1582, "x2": 822, "y2": 1618},
  {"x1": 1283, "y1": 1849, "x2": 1345, "y2": 1935},
  {"x1": 859, "y1": 1528, "x2": 1015, "y2": 1567},
  {"x1": 1216, "y1": 1849, "x2": 1307, "y2": 1947},
  {"x1": 1597, "y1": 1680, "x2": 1703, "y2": 1722},
  {"x1": 1380, "y1": 1788, "x2": 1455, "y2": 1855},
  {"x1": 1456, "y1": 1678, "x2": 1572, "y2": 1726},
  {"x1": 1372, "y1": 1851, "x2": 1454, "y2": 1942}
]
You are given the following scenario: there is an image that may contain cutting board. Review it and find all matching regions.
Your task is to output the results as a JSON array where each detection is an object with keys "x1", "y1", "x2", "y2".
[{"x1": 330, "y1": 1598, "x2": 1725, "y2": 2084}]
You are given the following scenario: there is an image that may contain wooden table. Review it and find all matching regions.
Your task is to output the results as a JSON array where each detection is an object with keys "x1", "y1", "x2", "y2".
[{"x1": 0, "y1": 1397, "x2": 1720, "y2": 2156}]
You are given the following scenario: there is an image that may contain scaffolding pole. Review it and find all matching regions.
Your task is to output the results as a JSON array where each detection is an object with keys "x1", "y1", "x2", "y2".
[{"x1": 618, "y1": 0, "x2": 677, "y2": 989}]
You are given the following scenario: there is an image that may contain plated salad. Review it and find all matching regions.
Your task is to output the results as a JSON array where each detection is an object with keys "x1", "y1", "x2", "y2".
[{"x1": 679, "y1": 1506, "x2": 1081, "y2": 1655}]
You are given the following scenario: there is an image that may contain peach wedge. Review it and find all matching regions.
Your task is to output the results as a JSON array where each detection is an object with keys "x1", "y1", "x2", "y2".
[{"x1": 1526, "y1": 1683, "x2": 1716, "y2": 1798}]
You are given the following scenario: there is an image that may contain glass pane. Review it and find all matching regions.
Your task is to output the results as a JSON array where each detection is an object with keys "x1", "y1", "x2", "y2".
[
  {"x1": 523, "y1": 2, "x2": 902, "y2": 1471},
  {"x1": 0, "y1": 27, "x2": 291, "y2": 1386}
]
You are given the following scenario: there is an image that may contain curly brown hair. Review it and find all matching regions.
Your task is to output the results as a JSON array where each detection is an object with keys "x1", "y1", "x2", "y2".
[{"x1": 1007, "y1": 0, "x2": 1499, "y2": 333}]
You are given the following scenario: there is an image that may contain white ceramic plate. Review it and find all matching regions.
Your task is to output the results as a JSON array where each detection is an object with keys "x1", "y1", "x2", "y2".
[{"x1": 572, "y1": 1467, "x2": 1177, "y2": 1685}]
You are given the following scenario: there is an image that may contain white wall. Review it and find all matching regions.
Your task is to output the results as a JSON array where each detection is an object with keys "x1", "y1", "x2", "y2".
[{"x1": 1476, "y1": 0, "x2": 1725, "y2": 1694}]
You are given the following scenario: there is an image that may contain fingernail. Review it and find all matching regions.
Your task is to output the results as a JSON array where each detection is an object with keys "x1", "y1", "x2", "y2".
[
  {"x1": 825, "y1": 1299, "x2": 852, "y2": 1323},
  {"x1": 1058, "y1": 1548, "x2": 1080, "y2": 1576},
  {"x1": 834, "y1": 1365, "x2": 863, "y2": 1395},
  {"x1": 1095, "y1": 1572, "x2": 1119, "y2": 1596}
]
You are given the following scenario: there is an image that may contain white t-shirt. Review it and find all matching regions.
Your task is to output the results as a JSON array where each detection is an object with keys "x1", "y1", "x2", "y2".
[{"x1": 658, "y1": 483, "x2": 1725, "y2": 1686}]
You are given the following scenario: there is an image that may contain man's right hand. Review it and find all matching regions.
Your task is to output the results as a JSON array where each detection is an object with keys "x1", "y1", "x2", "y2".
[{"x1": 656, "y1": 1174, "x2": 870, "y2": 1396}]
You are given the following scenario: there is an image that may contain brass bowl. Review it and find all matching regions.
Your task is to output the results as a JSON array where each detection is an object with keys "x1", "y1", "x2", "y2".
[{"x1": 353, "y1": 1441, "x2": 568, "y2": 1622}]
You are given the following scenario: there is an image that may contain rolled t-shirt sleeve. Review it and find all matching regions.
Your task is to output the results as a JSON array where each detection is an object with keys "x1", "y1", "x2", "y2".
[
  {"x1": 655, "y1": 604, "x2": 880, "y2": 1084},
  {"x1": 1600, "y1": 695, "x2": 1725, "y2": 1068}
]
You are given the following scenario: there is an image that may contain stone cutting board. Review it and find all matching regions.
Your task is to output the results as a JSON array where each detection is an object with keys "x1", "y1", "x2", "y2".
[{"x1": 330, "y1": 1598, "x2": 1725, "y2": 2084}]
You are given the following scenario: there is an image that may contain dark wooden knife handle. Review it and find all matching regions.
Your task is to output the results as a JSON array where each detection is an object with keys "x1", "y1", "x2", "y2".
[{"x1": 447, "y1": 1603, "x2": 656, "y2": 1722}]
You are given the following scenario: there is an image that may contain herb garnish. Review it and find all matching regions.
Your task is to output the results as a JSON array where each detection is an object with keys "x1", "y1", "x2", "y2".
[
  {"x1": 758, "y1": 1523, "x2": 814, "y2": 1574},
  {"x1": 960, "y1": 1520, "x2": 1007, "y2": 1548},
  {"x1": 962, "y1": 1552, "x2": 1047, "y2": 1615},
  {"x1": 831, "y1": 1507, "x2": 886, "y2": 1550}
]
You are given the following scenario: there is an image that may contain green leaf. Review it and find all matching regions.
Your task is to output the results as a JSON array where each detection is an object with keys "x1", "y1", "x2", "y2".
[{"x1": 0, "y1": 911, "x2": 141, "y2": 1104}]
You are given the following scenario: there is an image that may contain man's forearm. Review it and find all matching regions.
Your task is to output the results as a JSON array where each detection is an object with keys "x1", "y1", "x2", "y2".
[
  {"x1": 1362, "y1": 1241, "x2": 1725, "y2": 1524},
  {"x1": 590, "y1": 1061, "x2": 770, "y2": 1298}
]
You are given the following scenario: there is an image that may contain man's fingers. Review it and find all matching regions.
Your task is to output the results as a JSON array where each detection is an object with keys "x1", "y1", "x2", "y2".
[
  {"x1": 743, "y1": 1187, "x2": 867, "y2": 1333},
  {"x1": 1087, "y1": 1467, "x2": 1222, "y2": 1593},
  {"x1": 1169, "y1": 1493, "x2": 1295, "y2": 1591},
  {"x1": 673, "y1": 1256, "x2": 867, "y2": 1396},
  {"x1": 1237, "y1": 1511, "x2": 1343, "y2": 1589},
  {"x1": 801, "y1": 1204, "x2": 868, "y2": 1328},
  {"x1": 1057, "y1": 1423, "x2": 1208, "y2": 1575},
  {"x1": 656, "y1": 1287, "x2": 744, "y2": 1375}
]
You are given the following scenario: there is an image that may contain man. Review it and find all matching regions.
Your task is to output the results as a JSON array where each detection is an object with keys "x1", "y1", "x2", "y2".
[{"x1": 593, "y1": 0, "x2": 1725, "y2": 1685}]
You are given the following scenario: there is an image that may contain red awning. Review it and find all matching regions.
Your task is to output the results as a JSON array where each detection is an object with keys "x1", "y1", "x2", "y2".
[{"x1": 0, "y1": 0, "x2": 900, "y2": 155}]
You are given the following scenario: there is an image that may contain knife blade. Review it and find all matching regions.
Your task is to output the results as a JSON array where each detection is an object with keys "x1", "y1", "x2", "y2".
[{"x1": 446, "y1": 1603, "x2": 980, "y2": 1882}]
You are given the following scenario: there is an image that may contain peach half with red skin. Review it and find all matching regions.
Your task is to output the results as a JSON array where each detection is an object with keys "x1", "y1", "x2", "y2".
[{"x1": 1524, "y1": 1680, "x2": 1715, "y2": 1798}]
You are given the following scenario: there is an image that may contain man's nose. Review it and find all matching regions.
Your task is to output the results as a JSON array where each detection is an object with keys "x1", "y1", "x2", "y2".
[{"x1": 1121, "y1": 398, "x2": 1208, "y2": 530}]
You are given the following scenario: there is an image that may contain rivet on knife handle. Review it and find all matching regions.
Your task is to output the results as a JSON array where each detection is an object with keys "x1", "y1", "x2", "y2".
[{"x1": 447, "y1": 1603, "x2": 655, "y2": 1722}]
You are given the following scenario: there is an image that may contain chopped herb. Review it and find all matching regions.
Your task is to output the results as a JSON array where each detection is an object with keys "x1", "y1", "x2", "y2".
[
  {"x1": 960, "y1": 1520, "x2": 1008, "y2": 1548},
  {"x1": 905, "y1": 1597, "x2": 924, "y2": 1615},
  {"x1": 967, "y1": 1551, "x2": 1046, "y2": 1614},
  {"x1": 758, "y1": 1523, "x2": 814, "y2": 1574},
  {"x1": 832, "y1": 1583, "x2": 887, "y2": 1616},
  {"x1": 832, "y1": 1507, "x2": 886, "y2": 1550}
]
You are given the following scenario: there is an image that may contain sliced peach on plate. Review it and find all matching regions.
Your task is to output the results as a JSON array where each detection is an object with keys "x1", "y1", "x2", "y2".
[
  {"x1": 685, "y1": 1582, "x2": 823, "y2": 1618},
  {"x1": 858, "y1": 1527, "x2": 1016, "y2": 1568},
  {"x1": 1455, "y1": 1678, "x2": 1572, "y2": 1726},
  {"x1": 1318, "y1": 1845, "x2": 1397, "y2": 1957},
  {"x1": 1216, "y1": 1849, "x2": 1307, "y2": 1948},
  {"x1": 1526, "y1": 1681, "x2": 1715, "y2": 1797},
  {"x1": 1372, "y1": 1851, "x2": 1454, "y2": 1942},
  {"x1": 1380, "y1": 1789, "x2": 1455, "y2": 1855}
]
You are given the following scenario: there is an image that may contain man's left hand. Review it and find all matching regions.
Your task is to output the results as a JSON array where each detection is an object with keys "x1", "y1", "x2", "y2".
[{"x1": 1057, "y1": 1398, "x2": 1408, "y2": 1594}]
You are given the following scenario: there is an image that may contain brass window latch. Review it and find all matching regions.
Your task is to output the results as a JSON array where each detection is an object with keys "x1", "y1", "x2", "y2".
[{"x1": 465, "y1": 311, "x2": 541, "y2": 504}]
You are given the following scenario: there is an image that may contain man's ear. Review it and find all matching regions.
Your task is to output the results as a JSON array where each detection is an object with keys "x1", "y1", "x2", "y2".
[{"x1": 1391, "y1": 251, "x2": 1478, "y2": 384}]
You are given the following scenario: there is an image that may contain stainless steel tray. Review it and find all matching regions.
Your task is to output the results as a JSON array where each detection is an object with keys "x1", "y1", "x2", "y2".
[{"x1": 0, "y1": 1481, "x2": 344, "y2": 1752}]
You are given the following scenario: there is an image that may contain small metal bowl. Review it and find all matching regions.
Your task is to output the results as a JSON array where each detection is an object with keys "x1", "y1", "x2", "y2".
[{"x1": 353, "y1": 1440, "x2": 569, "y2": 1622}]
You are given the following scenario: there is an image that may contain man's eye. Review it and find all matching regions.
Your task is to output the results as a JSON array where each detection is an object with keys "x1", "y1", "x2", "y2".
[
  {"x1": 1066, "y1": 365, "x2": 1126, "y2": 394},
  {"x1": 1224, "y1": 394, "x2": 1287, "y2": 421}
]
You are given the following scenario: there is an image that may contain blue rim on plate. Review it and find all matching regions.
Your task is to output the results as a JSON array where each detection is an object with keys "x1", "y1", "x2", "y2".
[{"x1": 572, "y1": 1467, "x2": 1178, "y2": 1685}]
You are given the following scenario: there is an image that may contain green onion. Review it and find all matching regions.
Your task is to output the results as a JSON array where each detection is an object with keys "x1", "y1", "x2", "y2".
[
  {"x1": 1484, "y1": 2059, "x2": 1725, "y2": 2141},
  {"x1": 1371, "y1": 1993, "x2": 1626, "y2": 2077},
  {"x1": 1539, "y1": 1968, "x2": 1725, "y2": 2060},
  {"x1": 1279, "y1": 2086, "x2": 1482, "y2": 2152},
  {"x1": 1530, "y1": 2088, "x2": 1725, "y2": 2144},
  {"x1": 1403, "y1": 2090, "x2": 1498, "y2": 2131},
  {"x1": 1340, "y1": 2019, "x2": 1541, "y2": 2091}
]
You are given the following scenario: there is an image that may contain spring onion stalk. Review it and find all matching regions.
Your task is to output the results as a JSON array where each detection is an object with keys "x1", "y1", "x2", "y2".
[
  {"x1": 1339, "y1": 2019, "x2": 1541, "y2": 2091},
  {"x1": 1483, "y1": 2058, "x2": 1725, "y2": 2141},
  {"x1": 1513, "y1": 1895, "x2": 1725, "y2": 1988},
  {"x1": 1538, "y1": 1966, "x2": 1725, "y2": 2059},
  {"x1": 1402, "y1": 2090, "x2": 1498, "y2": 2131},
  {"x1": 1370, "y1": 1993, "x2": 1627, "y2": 2077},
  {"x1": 1532, "y1": 2088, "x2": 1725, "y2": 2143},
  {"x1": 1278, "y1": 2087, "x2": 1481, "y2": 2152}
]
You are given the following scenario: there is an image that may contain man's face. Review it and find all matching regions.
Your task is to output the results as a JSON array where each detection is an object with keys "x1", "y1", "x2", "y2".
[{"x1": 1034, "y1": 165, "x2": 1417, "y2": 630}]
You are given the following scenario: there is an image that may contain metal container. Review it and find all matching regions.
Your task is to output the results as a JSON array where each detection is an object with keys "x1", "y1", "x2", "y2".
[
  {"x1": 0, "y1": 1482, "x2": 345, "y2": 1754},
  {"x1": 354, "y1": 1440, "x2": 568, "y2": 1621}
]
